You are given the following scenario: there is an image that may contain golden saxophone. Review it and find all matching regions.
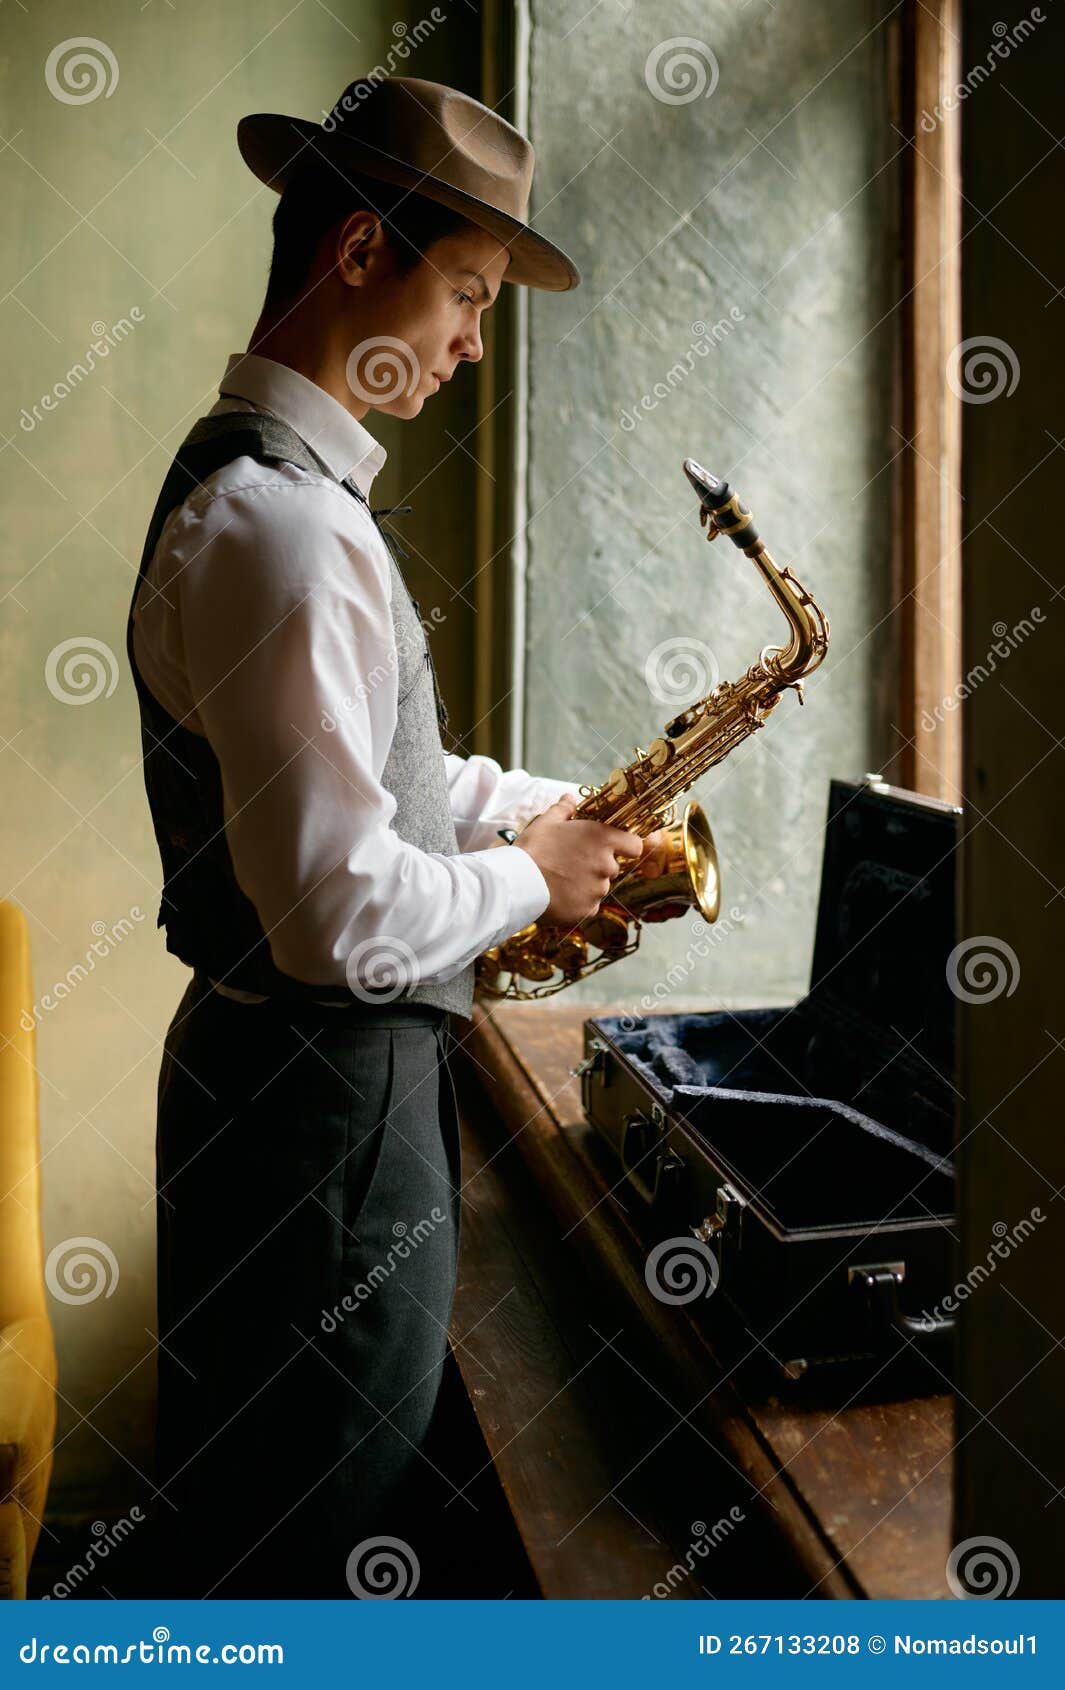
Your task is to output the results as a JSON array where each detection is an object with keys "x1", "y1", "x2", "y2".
[{"x1": 475, "y1": 459, "x2": 830, "y2": 1001}]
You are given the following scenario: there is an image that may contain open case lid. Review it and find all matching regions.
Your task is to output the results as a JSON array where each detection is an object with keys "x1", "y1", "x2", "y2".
[{"x1": 808, "y1": 776, "x2": 961, "y2": 1084}]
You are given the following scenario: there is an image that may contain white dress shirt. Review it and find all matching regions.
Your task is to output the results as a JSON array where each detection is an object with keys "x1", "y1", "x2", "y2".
[{"x1": 132, "y1": 352, "x2": 578, "y2": 1003}]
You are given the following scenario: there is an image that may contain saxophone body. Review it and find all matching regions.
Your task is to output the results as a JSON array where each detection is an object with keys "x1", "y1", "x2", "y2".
[{"x1": 475, "y1": 459, "x2": 830, "y2": 1002}]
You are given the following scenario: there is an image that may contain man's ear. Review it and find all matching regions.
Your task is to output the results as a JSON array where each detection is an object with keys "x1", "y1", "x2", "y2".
[{"x1": 335, "y1": 209, "x2": 386, "y2": 287}]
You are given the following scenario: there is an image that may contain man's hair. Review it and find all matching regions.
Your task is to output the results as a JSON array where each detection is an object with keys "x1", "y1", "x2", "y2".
[{"x1": 262, "y1": 163, "x2": 480, "y2": 312}]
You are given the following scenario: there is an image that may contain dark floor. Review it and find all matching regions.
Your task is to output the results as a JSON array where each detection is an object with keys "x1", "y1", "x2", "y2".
[{"x1": 28, "y1": 1351, "x2": 539, "y2": 1600}]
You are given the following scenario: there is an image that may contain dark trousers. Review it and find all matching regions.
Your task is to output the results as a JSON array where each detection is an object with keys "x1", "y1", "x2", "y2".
[{"x1": 152, "y1": 971, "x2": 462, "y2": 1598}]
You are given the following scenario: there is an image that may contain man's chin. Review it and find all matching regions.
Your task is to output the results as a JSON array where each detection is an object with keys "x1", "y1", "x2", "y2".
[{"x1": 370, "y1": 392, "x2": 427, "y2": 421}]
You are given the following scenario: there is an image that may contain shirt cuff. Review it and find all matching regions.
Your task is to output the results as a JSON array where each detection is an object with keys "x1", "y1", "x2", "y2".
[
  {"x1": 495, "y1": 776, "x2": 582, "y2": 834},
  {"x1": 467, "y1": 838, "x2": 552, "y2": 945}
]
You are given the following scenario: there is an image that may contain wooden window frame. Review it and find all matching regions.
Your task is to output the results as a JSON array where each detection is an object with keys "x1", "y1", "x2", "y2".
[
  {"x1": 471, "y1": 0, "x2": 528, "y2": 766},
  {"x1": 897, "y1": 0, "x2": 964, "y2": 799}
]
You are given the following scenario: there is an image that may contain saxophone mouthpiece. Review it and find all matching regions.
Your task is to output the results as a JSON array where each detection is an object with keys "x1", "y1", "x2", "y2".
[
  {"x1": 682, "y1": 459, "x2": 725, "y2": 503},
  {"x1": 683, "y1": 457, "x2": 760, "y2": 551}
]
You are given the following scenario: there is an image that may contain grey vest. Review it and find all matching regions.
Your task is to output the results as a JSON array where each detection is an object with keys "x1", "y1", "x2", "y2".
[{"x1": 127, "y1": 409, "x2": 475, "y2": 1021}]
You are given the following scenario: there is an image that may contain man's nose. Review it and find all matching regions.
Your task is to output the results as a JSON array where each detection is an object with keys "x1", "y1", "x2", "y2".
[{"x1": 455, "y1": 324, "x2": 483, "y2": 363}]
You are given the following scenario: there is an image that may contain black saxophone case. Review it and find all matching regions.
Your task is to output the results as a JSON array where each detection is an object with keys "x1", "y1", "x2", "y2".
[{"x1": 578, "y1": 777, "x2": 961, "y2": 1377}]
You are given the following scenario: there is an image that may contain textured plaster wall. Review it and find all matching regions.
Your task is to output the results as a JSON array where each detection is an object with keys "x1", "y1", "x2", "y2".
[{"x1": 522, "y1": 0, "x2": 900, "y2": 1010}]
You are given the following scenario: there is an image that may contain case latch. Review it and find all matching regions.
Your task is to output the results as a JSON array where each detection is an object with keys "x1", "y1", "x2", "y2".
[
  {"x1": 571, "y1": 1037, "x2": 610, "y2": 1112},
  {"x1": 692, "y1": 1180, "x2": 747, "y2": 1252},
  {"x1": 620, "y1": 1102, "x2": 683, "y2": 1206}
]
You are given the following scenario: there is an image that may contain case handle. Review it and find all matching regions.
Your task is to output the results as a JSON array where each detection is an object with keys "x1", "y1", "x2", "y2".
[{"x1": 848, "y1": 1263, "x2": 955, "y2": 1356}]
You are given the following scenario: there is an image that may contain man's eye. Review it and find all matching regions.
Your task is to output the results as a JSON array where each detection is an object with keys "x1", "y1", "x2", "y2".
[{"x1": 457, "y1": 291, "x2": 476, "y2": 305}]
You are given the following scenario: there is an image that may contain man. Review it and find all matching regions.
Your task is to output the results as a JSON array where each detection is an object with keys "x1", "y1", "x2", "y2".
[{"x1": 128, "y1": 75, "x2": 666, "y2": 1598}]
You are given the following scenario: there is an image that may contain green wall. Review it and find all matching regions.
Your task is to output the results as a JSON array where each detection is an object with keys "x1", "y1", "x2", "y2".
[{"x1": 0, "y1": 0, "x2": 476, "y2": 1525}]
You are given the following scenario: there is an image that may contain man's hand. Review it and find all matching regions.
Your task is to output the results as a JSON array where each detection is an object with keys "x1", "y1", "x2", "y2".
[
  {"x1": 515, "y1": 794, "x2": 645, "y2": 928},
  {"x1": 636, "y1": 827, "x2": 671, "y2": 878}
]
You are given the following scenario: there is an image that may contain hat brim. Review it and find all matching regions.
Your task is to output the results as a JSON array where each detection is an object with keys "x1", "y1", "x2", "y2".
[{"x1": 237, "y1": 112, "x2": 581, "y2": 292}]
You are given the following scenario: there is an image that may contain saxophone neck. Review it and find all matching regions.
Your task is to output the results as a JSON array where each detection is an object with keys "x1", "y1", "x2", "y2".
[
  {"x1": 749, "y1": 542, "x2": 829, "y2": 687},
  {"x1": 682, "y1": 459, "x2": 829, "y2": 690}
]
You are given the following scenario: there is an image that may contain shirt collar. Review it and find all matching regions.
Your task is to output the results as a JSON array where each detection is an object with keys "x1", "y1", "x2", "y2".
[{"x1": 216, "y1": 351, "x2": 388, "y2": 499}]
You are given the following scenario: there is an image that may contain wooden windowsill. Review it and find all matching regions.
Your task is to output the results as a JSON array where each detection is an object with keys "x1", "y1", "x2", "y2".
[{"x1": 449, "y1": 1000, "x2": 953, "y2": 1601}]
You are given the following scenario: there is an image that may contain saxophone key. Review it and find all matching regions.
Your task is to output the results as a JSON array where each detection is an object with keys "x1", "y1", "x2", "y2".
[
  {"x1": 552, "y1": 933, "x2": 588, "y2": 976},
  {"x1": 514, "y1": 950, "x2": 555, "y2": 982},
  {"x1": 645, "y1": 736, "x2": 674, "y2": 770},
  {"x1": 583, "y1": 907, "x2": 632, "y2": 955},
  {"x1": 602, "y1": 766, "x2": 632, "y2": 800}
]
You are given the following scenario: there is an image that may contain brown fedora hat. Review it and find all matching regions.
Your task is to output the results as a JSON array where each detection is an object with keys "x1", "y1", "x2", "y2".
[{"x1": 238, "y1": 75, "x2": 580, "y2": 293}]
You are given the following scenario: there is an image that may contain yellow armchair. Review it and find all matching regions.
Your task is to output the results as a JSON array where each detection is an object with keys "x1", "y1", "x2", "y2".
[{"x1": 0, "y1": 901, "x2": 57, "y2": 1599}]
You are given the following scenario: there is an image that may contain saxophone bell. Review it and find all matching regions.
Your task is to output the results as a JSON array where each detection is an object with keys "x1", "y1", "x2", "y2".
[
  {"x1": 478, "y1": 801, "x2": 720, "y2": 1000},
  {"x1": 607, "y1": 801, "x2": 721, "y2": 927}
]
